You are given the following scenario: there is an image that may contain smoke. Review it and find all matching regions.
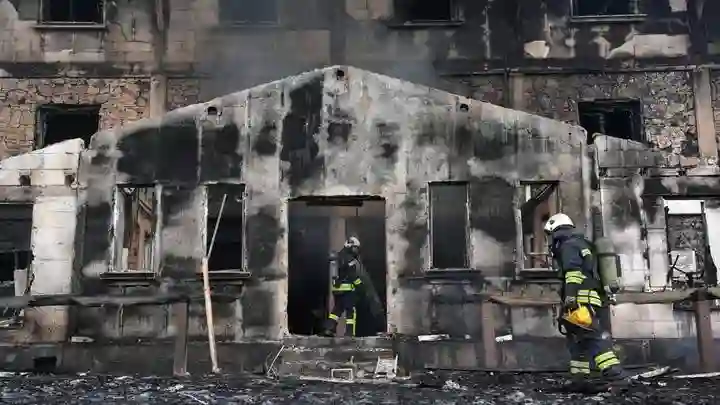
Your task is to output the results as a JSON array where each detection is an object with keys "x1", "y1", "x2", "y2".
[{"x1": 195, "y1": 1, "x2": 446, "y2": 98}]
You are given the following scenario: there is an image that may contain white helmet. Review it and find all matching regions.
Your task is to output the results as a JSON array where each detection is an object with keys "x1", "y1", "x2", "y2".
[
  {"x1": 544, "y1": 213, "x2": 574, "y2": 233},
  {"x1": 344, "y1": 236, "x2": 360, "y2": 249}
]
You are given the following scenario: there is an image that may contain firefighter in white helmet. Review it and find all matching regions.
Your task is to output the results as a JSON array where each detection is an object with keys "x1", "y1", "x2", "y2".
[{"x1": 544, "y1": 213, "x2": 629, "y2": 390}]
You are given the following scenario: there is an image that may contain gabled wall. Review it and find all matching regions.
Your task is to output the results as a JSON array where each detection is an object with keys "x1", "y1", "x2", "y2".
[{"x1": 70, "y1": 66, "x2": 586, "y2": 342}]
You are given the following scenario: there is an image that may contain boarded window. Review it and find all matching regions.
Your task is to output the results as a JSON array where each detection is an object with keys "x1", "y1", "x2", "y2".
[
  {"x1": 429, "y1": 182, "x2": 468, "y2": 269},
  {"x1": 39, "y1": 0, "x2": 105, "y2": 24},
  {"x1": 520, "y1": 182, "x2": 559, "y2": 270},
  {"x1": 206, "y1": 184, "x2": 245, "y2": 271},
  {"x1": 572, "y1": 0, "x2": 639, "y2": 16},
  {"x1": 578, "y1": 99, "x2": 643, "y2": 144},
  {"x1": 114, "y1": 186, "x2": 159, "y2": 272},
  {"x1": 395, "y1": 0, "x2": 456, "y2": 23},
  {"x1": 219, "y1": 0, "x2": 278, "y2": 24}
]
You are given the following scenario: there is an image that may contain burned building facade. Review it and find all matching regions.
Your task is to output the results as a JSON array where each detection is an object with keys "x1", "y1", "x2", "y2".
[{"x1": 1, "y1": 0, "x2": 720, "y2": 372}]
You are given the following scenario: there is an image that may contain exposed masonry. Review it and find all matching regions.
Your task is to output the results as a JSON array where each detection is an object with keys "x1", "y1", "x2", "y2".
[
  {"x1": 0, "y1": 78, "x2": 150, "y2": 157},
  {"x1": 2, "y1": 67, "x2": 720, "y2": 370},
  {"x1": 711, "y1": 72, "x2": 720, "y2": 149}
]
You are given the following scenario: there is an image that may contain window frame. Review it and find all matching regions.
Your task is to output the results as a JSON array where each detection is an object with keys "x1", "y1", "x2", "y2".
[
  {"x1": 35, "y1": 104, "x2": 101, "y2": 149},
  {"x1": 390, "y1": 0, "x2": 464, "y2": 28},
  {"x1": 110, "y1": 184, "x2": 163, "y2": 273},
  {"x1": 515, "y1": 181, "x2": 561, "y2": 279},
  {"x1": 36, "y1": 0, "x2": 107, "y2": 28},
  {"x1": 577, "y1": 98, "x2": 645, "y2": 144},
  {"x1": 217, "y1": 0, "x2": 280, "y2": 27},
  {"x1": 570, "y1": 0, "x2": 647, "y2": 22},
  {"x1": 427, "y1": 181, "x2": 470, "y2": 270},
  {"x1": 202, "y1": 183, "x2": 248, "y2": 273}
]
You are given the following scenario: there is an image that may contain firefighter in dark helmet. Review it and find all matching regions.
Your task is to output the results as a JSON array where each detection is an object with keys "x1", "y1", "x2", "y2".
[
  {"x1": 321, "y1": 236, "x2": 363, "y2": 337},
  {"x1": 544, "y1": 213, "x2": 630, "y2": 389}
]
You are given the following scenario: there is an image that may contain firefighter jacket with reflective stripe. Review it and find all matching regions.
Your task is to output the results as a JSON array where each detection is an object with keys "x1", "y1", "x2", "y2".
[
  {"x1": 551, "y1": 228, "x2": 606, "y2": 307},
  {"x1": 332, "y1": 249, "x2": 363, "y2": 293}
]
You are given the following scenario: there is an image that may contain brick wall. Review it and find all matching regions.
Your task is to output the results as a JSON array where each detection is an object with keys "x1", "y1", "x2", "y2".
[{"x1": 0, "y1": 78, "x2": 150, "y2": 158}]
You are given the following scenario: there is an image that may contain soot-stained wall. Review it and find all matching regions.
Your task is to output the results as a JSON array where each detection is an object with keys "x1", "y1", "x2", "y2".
[
  {"x1": 70, "y1": 66, "x2": 586, "y2": 341},
  {"x1": 591, "y1": 134, "x2": 720, "y2": 341}
]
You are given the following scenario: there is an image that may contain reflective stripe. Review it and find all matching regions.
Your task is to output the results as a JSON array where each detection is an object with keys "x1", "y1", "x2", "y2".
[
  {"x1": 332, "y1": 283, "x2": 355, "y2": 292},
  {"x1": 570, "y1": 360, "x2": 591, "y2": 374},
  {"x1": 565, "y1": 270, "x2": 585, "y2": 285},
  {"x1": 328, "y1": 313, "x2": 339, "y2": 321},
  {"x1": 594, "y1": 351, "x2": 620, "y2": 370},
  {"x1": 577, "y1": 289, "x2": 602, "y2": 306},
  {"x1": 580, "y1": 248, "x2": 592, "y2": 257},
  {"x1": 348, "y1": 308, "x2": 357, "y2": 337},
  {"x1": 353, "y1": 278, "x2": 362, "y2": 286}
]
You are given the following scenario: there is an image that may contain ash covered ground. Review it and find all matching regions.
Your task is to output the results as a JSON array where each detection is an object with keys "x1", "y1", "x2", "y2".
[{"x1": 0, "y1": 371, "x2": 716, "y2": 404}]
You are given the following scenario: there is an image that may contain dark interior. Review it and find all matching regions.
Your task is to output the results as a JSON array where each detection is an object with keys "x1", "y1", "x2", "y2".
[
  {"x1": 42, "y1": 0, "x2": 104, "y2": 24},
  {"x1": 578, "y1": 99, "x2": 643, "y2": 144},
  {"x1": 287, "y1": 196, "x2": 387, "y2": 337},
  {"x1": 206, "y1": 184, "x2": 245, "y2": 271},
  {"x1": 36, "y1": 105, "x2": 100, "y2": 148}
]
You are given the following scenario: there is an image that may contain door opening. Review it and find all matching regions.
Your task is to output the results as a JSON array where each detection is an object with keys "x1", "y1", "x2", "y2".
[{"x1": 287, "y1": 195, "x2": 387, "y2": 337}]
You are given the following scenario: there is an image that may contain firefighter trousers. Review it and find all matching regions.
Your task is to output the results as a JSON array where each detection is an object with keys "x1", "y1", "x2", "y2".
[
  {"x1": 563, "y1": 306, "x2": 625, "y2": 379},
  {"x1": 326, "y1": 291, "x2": 357, "y2": 337}
]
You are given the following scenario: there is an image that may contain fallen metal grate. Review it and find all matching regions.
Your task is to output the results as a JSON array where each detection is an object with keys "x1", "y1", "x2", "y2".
[{"x1": 374, "y1": 355, "x2": 398, "y2": 379}]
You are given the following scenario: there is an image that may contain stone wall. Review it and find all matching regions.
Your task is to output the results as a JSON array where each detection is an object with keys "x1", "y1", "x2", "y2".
[
  {"x1": 0, "y1": 78, "x2": 151, "y2": 157},
  {"x1": 520, "y1": 72, "x2": 696, "y2": 162},
  {"x1": 711, "y1": 70, "x2": 720, "y2": 149}
]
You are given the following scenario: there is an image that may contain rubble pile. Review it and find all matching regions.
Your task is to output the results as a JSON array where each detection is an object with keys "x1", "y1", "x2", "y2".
[{"x1": 0, "y1": 372, "x2": 715, "y2": 404}]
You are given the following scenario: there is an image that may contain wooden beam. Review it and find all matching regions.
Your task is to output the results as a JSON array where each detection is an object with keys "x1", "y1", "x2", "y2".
[
  {"x1": 0, "y1": 293, "x2": 240, "y2": 309},
  {"x1": 172, "y1": 301, "x2": 189, "y2": 377}
]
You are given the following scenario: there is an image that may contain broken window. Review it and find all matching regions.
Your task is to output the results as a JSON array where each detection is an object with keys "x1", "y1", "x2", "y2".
[
  {"x1": 0, "y1": 204, "x2": 33, "y2": 327},
  {"x1": 206, "y1": 184, "x2": 245, "y2": 271},
  {"x1": 429, "y1": 182, "x2": 469, "y2": 269},
  {"x1": 578, "y1": 100, "x2": 643, "y2": 144},
  {"x1": 39, "y1": 0, "x2": 105, "y2": 24},
  {"x1": 114, "y1": 186, "x2": 159, "y2": 272},
  {"x1": 395, "y1": 0, "x2": 457, "y2": 23},
  {"x1": 521, "y1": 182, "x2": 559, "y2": 270},
  {"x1": 219, "y1": 0, "x2": 278, "y2": 24},
  {"x1": 36, "y1": 105, "x2": 100, "y2": 149},
  {"x1": 572, "y1": 0, "x2": 640, "y2": 16}
]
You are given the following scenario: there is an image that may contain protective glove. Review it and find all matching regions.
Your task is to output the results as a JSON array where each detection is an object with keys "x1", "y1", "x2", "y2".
[{"x1": 563, "y1": 295, "x2": 579, "y2": 311}]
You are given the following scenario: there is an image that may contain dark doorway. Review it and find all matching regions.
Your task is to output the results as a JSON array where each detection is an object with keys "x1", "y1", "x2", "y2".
[
  {"x1": 287, "y1": 196, "x2": 387, "y2": 337},
  {"x1": 36, "y1": 105, "x2": 101, "y2": 149}
]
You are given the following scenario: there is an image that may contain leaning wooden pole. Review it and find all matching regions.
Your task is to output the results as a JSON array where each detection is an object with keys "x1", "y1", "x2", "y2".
[{"x1": 204, "y1": 193, "x2": 227, "y2": 374}]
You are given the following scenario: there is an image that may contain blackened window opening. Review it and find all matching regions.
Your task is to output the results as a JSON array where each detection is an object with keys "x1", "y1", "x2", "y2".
[
  {"x1": 0, "y1": 203, "x2": 33, "y2": 325},
  {"x1": 206, "y1": 184, "x2": 245, "y2": 271},
  {"x1": 573, "y1": 0, "x2": 637, "y2": 16},
  {"x1": 40, "y1": 0, "x2": 105, "y2": 24},
  {"x1": 429, "y1": 182, "x2": 468, "y2": 268},
  {"x1": 117, "y1": 186, "x2": 158, "y2": 272},
  {"x1": 36, "y1": 105, "x2": 100, "y2": 149},
  {"x1": 578, "y1": 100, "x2": 643, "y2": 144},
  {"x1": 219, "y1": 0, "x2": 278, "y2": 24},
  {"x1": 398, "y1": 0, "x2": 454, "y2": 22}
]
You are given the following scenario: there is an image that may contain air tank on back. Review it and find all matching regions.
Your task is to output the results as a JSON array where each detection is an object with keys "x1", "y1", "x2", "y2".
[{"x1": 595, "y1": 237, "x2": 621, "y2": 293}]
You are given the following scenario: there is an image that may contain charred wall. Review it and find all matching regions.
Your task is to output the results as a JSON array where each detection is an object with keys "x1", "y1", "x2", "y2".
[{"x1": 70, "y1": 66, "x2": 585, "y2": 342}]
